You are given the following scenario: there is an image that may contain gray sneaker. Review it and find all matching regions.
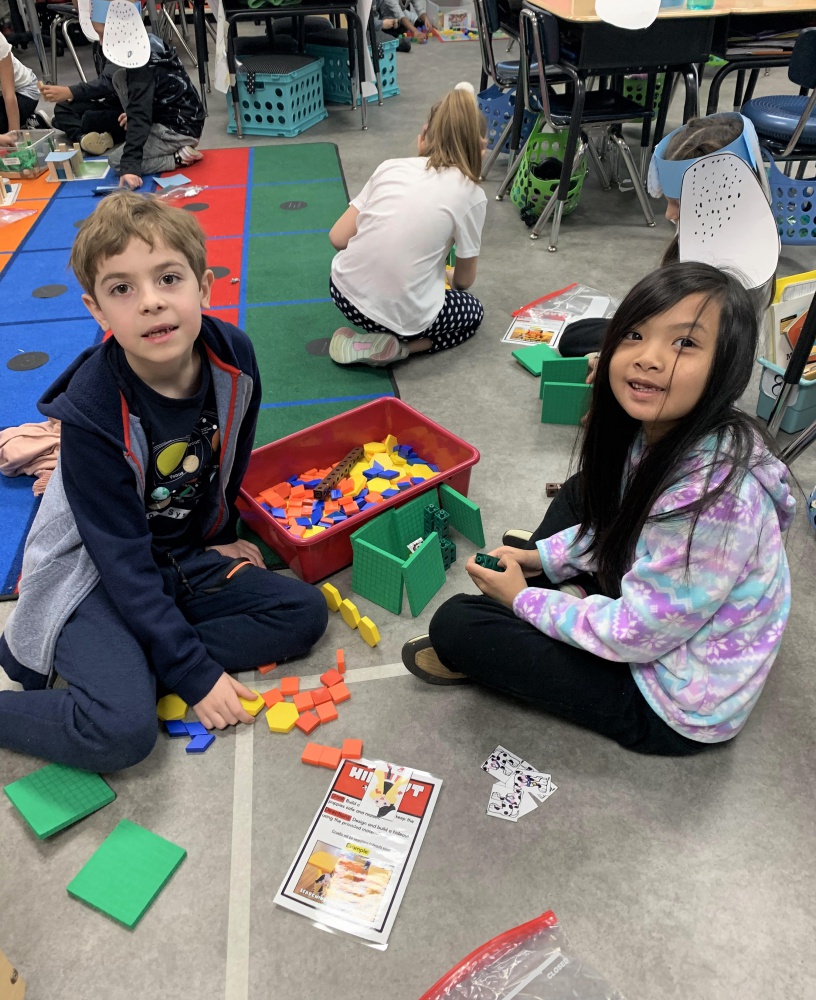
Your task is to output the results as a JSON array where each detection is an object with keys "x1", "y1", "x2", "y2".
[
  {"x1": 401, "y1": 634, "x2": 470, "y2": 685},
  {"x1": 80, "y1": 131, "x2": 115, "y2": 155}
]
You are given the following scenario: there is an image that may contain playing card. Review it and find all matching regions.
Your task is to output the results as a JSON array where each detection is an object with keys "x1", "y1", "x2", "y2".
[
  {"x1": 481, "y1": 745, "x2": 525, "y2": 781},
  {"x1": 511, "y1": 767, "x2": 553, "y2": 803},
  {"x1": 486, "y1": 783, "x2": 523, "y2": 822},
  {"x1": 517, "y1": 789, "x2": 539, "y2": 818}
]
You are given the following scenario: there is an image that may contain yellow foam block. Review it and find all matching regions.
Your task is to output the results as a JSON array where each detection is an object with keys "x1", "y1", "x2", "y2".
[
  {"x1": 363, "y1": 441, "x2": 387, "y2": 457},
  {"x1": 367, "y1": 477, "x2": 391, "y2": 493},
  {"x1": 339, "y1": 598, "x2": 361, "y2": 630},
  {"x1": 321, "y1": 582, "x2": 343, "y2": 612},
  {"x1": 358, "y1": 616, "x2": 381, "y2": 647},
  {"x1": 239, "y1": 691, "x2": 266, "y2": 717},
  {"x1": 266, "y1": 702, "x2": 300, "y2": 733},
  {"x1": 303, "y1": 526, "x2": 326, "y2": 538},
  {"x1": 156, "y1": 694, "x2": 187, "y2": 721},
  {"x1": 408, "y1": 464, "x2": 437, "y2": 480},
  {"x1": 392, "y1": 454, "x2": 406, "y2": 466},
  {"x1": 384, "y1": 434, "x2": 398, "y2": 453}
]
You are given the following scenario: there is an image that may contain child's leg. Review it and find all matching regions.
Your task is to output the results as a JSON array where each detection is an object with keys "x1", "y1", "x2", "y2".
[
  {"x1": 170, "y1": 549, "x2": 328, "y2": 671},
  {"x1": 419, "y1": 289, "x2": 484, "y2": 353},
  {"x1": 0, "y1": 584, "x2": 159, "y2": 771},
  {"x1": 428, "y1": 594, "x2": 707, "y2": 756}
]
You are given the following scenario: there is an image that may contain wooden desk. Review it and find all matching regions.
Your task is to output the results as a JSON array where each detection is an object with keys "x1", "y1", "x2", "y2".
[{"x1": 528, "y1": 0, "x2": 816, "y2": 21}]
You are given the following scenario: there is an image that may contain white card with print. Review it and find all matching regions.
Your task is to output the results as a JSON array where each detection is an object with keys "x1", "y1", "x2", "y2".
[
  {"x1": 595, "y1": 0, "x2": 659, "y2": 30},
  {"x1": 102, "y1": 0, "x2": 150, "y2": 69},
  {"x1": 481, "y1": 745, "x2": 525, "y2": 781}
]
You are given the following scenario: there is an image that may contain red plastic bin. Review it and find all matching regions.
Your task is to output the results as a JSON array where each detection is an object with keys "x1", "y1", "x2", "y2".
[{"x1": 238, "y1": 397, "x2": 480, "y2": 583}]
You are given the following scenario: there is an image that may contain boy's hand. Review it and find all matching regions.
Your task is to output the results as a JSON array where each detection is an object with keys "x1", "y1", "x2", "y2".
[
  {"x1": 118, "y1": 112, "x2": 127, "y2": 129},
  {"x1": 0, "y1": 132, "x2": 17, "y2": 147},
  {"x1": 205, "y1": 539, "x2": 265, "y2": 568},
  {"x1": 193, "y1": 673, "x2": 257, "y2": 729},
  {"x1": 119, "y1": 174, "x2": 142, "y2": 189},
  {"x1": 38, "y1": 82, "x2": 72, "y2": 103},
  {"x1": 466, "y1": 552, "x2": 529, "y2": 608}
]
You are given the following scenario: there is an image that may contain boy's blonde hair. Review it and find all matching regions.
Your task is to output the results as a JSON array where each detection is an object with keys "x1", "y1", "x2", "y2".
[
  {"x1": 70, "y1": 190, "x2": 208, "y2": 297},
  {"x1": 424, "y1": 87, "x2": 484, "y2": 185}
]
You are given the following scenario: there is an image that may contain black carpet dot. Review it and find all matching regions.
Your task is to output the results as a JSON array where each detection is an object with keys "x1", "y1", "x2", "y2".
[
  {"x1": 7, "y1": 351, "x2": 49, "y2": 371},
  {"x1": 280, "y1": 200, "x2": 308, "y2": 211},
  {"x1": 305, "y1": 338, "x2": 331, "y2": 356},
  {"x1": 32, "y1": 284, "x2": 67, "y2": 298},
  {"x1": 211, "y1": 266, "x2": 230, "y2": 279},
  {"x1": 182, "y1": 203, "x2": 208, "y2": 212}
]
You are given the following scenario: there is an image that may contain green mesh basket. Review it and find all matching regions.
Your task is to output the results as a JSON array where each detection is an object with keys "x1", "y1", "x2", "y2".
[
  {"x1": 621, "y1": 74, "x2": 665, "y2": 113},
  {"x1": 510, "y1": 124, "x2": 587, "y2": 219}
]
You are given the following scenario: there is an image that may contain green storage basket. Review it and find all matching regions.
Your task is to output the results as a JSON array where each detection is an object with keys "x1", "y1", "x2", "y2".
[
  {"x1": 510, "y1": 123, "x2": 587, "y2": 219},
  {"x1": 621, "y1": 73, "x2": 665, "y2": 113}
]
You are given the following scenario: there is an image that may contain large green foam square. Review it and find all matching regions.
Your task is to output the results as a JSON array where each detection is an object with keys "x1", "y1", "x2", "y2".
[
  {"x1": 245, "y1": 232, "x2": 336, "y2": 304},
  {"x1": 4, "y1": 764, "x2": 115, "y2": 840},
  {"x1": 67, "y1": 819, "x2": 186, "y2": 928},
  {"x1": 393, "y1": 489, "x2": 439, "y2": 551},
  {"x1": 440, "y1": 484, "x2": 485, "y2": 547},
  {"x1": 512, "y1": 342, "x2": 560, "y2": 376},
  {"x1": 351, "y1": 537, "x2": 404, "y2": 615},
  {"x1": 251, "y1": 142, "x2": 342, "y2": 184},
  {"x1": 538, "y1": 356, "x2": 591, "y2": 399},
  {"x1": 250, "y1": 181, "x2": 349, "y2": 234},
  {"x1": 402, "y1": 532, "x2": 446, "y2": 617},
  {"x1": 541, "y1": 382, "x2": 592, "y2": 425}
]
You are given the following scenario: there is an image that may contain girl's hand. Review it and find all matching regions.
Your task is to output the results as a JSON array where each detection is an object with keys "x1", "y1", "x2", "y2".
[
  {"x1": 585, "y1": 352, "x2": 599, "y2": 385},
  {"x1": 193, "y1": 673, "x2": 256, "y2": 729},
  {"x1": 118, "y1": 111, "x2": 128, "y2": 130},
  {"x1": 38, "y1": 82, "x2": 72, "y2": 103},
  {"x1": 466, "y1": 552, "x2": 531, "y2": 607},
  {"x1": 119, "y1": 173, "x2": 142, "y2": 189},
  {"x1": 205, "y1": 539, "x2": 265, "y2": 568},
  {"x1": 489, "y1": 545, "x2": 543, "y2": 577},
  {"x1": 383, "y1": 17, "x2": 398, "y2": 29}
]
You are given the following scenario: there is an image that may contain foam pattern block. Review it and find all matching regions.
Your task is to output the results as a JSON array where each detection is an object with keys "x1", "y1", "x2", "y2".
[
  {"x1": 439, "y1": 483, "x2": 485, "y2": 547},
  {"x1": 402, "y1": 532, "x2": 446, "y2": 616},
  {"x1": 4, "y1": 763, "x2": 115, "y2": 839},
  {"x1": 540, "y1": 382, "x2": 592, "y2": 425},
  {"x1": 66, "y1": 819, "x2": 186, "y2": 928}
]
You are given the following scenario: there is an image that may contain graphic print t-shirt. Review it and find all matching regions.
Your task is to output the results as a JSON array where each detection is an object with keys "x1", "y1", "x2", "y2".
[{"x1": 115, "y1": 344, "x2": 221, "y2": 546}]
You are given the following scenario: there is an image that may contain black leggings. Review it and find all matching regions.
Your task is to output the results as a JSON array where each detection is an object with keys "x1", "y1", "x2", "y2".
[
  {"x1": 429, "y1": 476, "x2": 716, "y2": 756},
  {"x1": 0, "y1": 92, "x2": 38, "y2": 132}
]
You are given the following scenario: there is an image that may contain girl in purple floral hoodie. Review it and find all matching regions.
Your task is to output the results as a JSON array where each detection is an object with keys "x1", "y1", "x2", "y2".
[{"x1": 402, "y1": 263, "x2": 795, "y2": 756}]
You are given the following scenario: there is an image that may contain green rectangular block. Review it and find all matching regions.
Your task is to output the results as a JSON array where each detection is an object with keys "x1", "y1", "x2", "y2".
[
  {"x1": 512, "y1": 342, "x2": 560, "y2": 376},
  {"x1": 439, "y1": 483, "x2": 485, "y2": 547},
  {"x1": 350, "y1": 537, "x2": 404, "y2": 615},
  {"x1": 538, "y1": 356, "x2": 591, "y2": 399},
  {"x1": 4, "y1": 764, "x2": 115, "y2": 840},
  {"x1": 67, "y1": 819, "x2": 186, "y2": 929},
  {"x1": 402, "y1": 532, "x2": 446, "y2": 617},
  {"x1": 541, "y1": 382, "x2": 592, "y2": 425}
]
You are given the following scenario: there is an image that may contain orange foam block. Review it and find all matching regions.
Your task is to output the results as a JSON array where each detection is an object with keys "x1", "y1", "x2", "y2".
[
  {"x1": 311, "y1": 686, "x2": 332, "y2": 707},
  {"x1": 258, "y1": 662, "x2": 277, "y2": 675},
  {"x1": 320, "y1": 669, "x2": 343, "y2": 689},
  {"x1": 280, "y1": 676, "x2": 300, "y2": 697},
  {"x1": 341, "y1": 738, "x2": 363, "y2": 760},
  {"x1": 301, "y1": 742, "x2": 324, "y2": 766},
  {"x1": 262, "y1": 688, "x2": 284, "y2": 709},
  {"x1": 293, "y1": 691, "x2": 315, "y2": 713},
  {"x1": 315, "y1": 702, "x2": 338, "y2": 724},
  {"x1": 336, "y1": 650, "x2": 345, "y2": 674},
  {"x1": 319, "y1": 746, "x2": 342, "y2": 770},
  {"x1": 295, "y1": 711, "x2": 320, "y2": 735},
  {"x1": 328, "y1": 683, "x2": 350, "y2": 704}
]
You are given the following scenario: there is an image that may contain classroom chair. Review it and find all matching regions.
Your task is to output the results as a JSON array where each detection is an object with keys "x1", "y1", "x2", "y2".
[{"x1": 47, "y1": 3, "x2": 87, "y2": 85}]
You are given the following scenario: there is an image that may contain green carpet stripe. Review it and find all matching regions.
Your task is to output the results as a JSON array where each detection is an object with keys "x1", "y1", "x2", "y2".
[
  {"x1": 251, "y1": 143, "x2": 344, "y2": 184},
  {"x1": 249, "y1": 181, "x2": 349, "y2": 234},
  {"x1": 246, "y1": 232, "x2": 335, "y2": 305}
]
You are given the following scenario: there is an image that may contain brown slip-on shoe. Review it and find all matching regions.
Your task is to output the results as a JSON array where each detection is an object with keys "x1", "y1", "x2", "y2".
[{"x1": 401, "y1": 634, "x2": 470, "y2": 685}]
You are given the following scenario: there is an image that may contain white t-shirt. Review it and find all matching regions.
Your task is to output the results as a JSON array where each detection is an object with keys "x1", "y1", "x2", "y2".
[
  {"x1": 0, "y1": 35, "x2": 39, "y2": 103},
  {"x1": 331, "y1": 157, "x2": 487, "y2": 337}
]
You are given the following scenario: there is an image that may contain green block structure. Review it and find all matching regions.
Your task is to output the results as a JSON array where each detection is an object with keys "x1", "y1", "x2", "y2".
[
  {"x1": 402, "y1": 533, "x2": 446, "y2": 616},
  {"x1": 439, "y1": 484, "x2": 485, "y2": 547},
  {"x1": 538, "y1": 355, "x2": 590, "y2": 399},
  {"x1": 4, "y1": 763, "x2": 115, "y2": 840},
  {"x1": 541, "y1": 382, "x2": 593, "y2": 425},
  {"x1": 512, "y1": 342, "x2": 561, "y2": 376},
  {"x1": 351, "y1": 537, "x2": 405, "y2": 615},
  {"x1": 67, "y1": 819, "x2": 186, "y2": 929}
]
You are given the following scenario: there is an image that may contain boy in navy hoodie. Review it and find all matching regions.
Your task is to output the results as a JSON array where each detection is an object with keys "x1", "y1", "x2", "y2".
[{"x1": 0, "y1": 191, "x2": 328, "y2": 771}]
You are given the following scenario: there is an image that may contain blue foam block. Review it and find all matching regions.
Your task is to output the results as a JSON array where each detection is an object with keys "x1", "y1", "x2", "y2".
[
  {"x1": 379, "y1": 469, "x2": 399, "y2": 480},
  {"x1": 410, "y1": 476, "x2": 425, "y2": 485},
  {"x1": 381, "y1": 489, "x2": 399, "y2": 498},
  {"x1": 271, "y1": 507, "x2": 286, "y2": 518},
  {"x1": 186, "y1": 734, "x2": 215, "y2": 754},
  {"x1": 185, "y1": 721, "x2": 208, "y2": 737},
  {"x1": 165, "y1": 720, "x2": 188, "y2": 737}
]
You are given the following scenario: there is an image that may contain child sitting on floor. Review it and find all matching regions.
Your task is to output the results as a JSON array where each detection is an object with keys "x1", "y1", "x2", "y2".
[
  {"x1": 0, "y1": 31, "x2": 40, "y2": 140},
  {"x1": 403, "y1": 263, "x2": 795, "y2": 756},
  {"x1": 328, "y1": 84, "x2": 487, "y2": 367},
  {"x1": 0, "y1": 192, "x2": 328, "y2": 771}
]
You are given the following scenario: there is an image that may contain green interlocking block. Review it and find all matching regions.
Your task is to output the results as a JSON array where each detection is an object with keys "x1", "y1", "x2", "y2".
[
  {"x1": 350, "y1": 537, "x2": 404, "y2": 615},
  {"x1": 439, "y1": 483, "x2": 485, "y2": 547},
  {"x1": 402, "y1": 532, "x2": 446, "y2": 616},
  {"x1": 67, "y1": 819, "x2": 186, "y2": 928},
  {"x1": 541, "y1": 382, "x2": 592, "y2": 425},
  {"x1": 440, "y1": 536, "x2": 457, "y2": 570},
  {"x1": 4, "y1": 763, "x2": 115, "y2": 840},
  {"x1": 538, "y1": 356, "x2": 590, "y2": 399},
  {"x1": 512, "y1": 342, "x2": 560, "y2": 376}
]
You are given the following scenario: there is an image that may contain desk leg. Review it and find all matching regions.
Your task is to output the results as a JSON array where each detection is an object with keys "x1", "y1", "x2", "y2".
[
  {"x1": 193, "y1": 0, "x2": 209, "y2": 114},
  {"x1": 682, "y1": 64, "x2": 699, "y2": 122},
  {"x1": 541, "y1": 78, "x2": 586, "y2": 251},
  {"x1": 22, "y1": 0, "x2": 49, "y2": 79},
  {"x1": 354, "y1": 14, "x2": 367, "y2": 130},
  {"x1": 227, "y1": 22, "x2": 242, "y2": 138}
]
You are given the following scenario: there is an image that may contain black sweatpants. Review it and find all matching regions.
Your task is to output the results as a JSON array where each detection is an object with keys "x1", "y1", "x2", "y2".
[
  {"x1": 429, "y1": 476, "x2": 714, "y2": 756},
  {"x1": 53, "y1": 95, "x2": 126, "y2": 146},
  {"x1": 0, "y1": 92, "x2": 37, "y2": 132}
]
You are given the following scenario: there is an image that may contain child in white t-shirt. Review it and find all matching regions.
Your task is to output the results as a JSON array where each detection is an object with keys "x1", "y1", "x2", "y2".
[
  {"x1": 0, "y1": 34, "x2": 40, "y2": 139},
  {"x1": 328, "y1": 85, "x2": 487, "y2": 366}
]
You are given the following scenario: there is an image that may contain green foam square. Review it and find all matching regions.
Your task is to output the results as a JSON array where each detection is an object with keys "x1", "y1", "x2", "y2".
[
  {"x1": 351, "y1": 537, "x2": 404, "y2": 615},
  {"x1": 538, "y1": 357, "x2": 591, "y2": 399},
  {"x1": 4, "y1": 763, "x2": 115, "y2": 840},
  {"x1": 402, "y1": 532, "x2": 446, "y2": 617},
  {"x1": 439, "y1": 484, "x2": 485, "y2": 547},
  {"x1": 512, "y1": 342, "x2": 560, "y2": 376},
  {"x1": 67, "y1": 819, "x2": 186, "y2": 928},
  {"x1": 541, "y1": 382, "x2": 592, "y2": 425}
]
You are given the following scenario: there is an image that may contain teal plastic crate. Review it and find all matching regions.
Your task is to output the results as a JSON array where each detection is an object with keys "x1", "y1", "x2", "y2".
[
  {"x1": 226, "y1": 54, "x2": 327, "y2": 138},
  {"x1": 305, "y1": 38, "x2": 398, "y2": 106},
  {"x1": 756, "y1": 356, "x2": 816, "y2": 433}
]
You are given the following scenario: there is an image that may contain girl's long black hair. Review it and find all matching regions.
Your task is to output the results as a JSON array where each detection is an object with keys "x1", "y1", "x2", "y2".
[{"x1": 577, "y1": 262, "x2": 776, "y2": 598}]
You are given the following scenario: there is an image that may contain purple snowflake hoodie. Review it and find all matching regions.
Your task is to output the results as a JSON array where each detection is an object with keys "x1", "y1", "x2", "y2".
[{"x1": 512, "y1": 432, "x2": 795, "y2": 742}]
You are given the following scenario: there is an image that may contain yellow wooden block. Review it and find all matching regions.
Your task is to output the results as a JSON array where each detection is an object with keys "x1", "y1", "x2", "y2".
[
  {"x1": 358, "y1": 616, "x2": 381, "y2": 647},
  {"x1": 339, "y1": 598, "x2": 361, "y2": 630},
  {"x1": 266, "y1": 702, "x2": 300, "y2": 733},
  {"x1": 384, "y1": 434, "x2": 398, "y2": 453},
  {"x1": 239, "y1": 691, "x2": 266, "y2": 717},
  {"x1": 156, "y1": 694, "x2": 187, "y2": 721},
  {"x1": 321, "y1": 582, "x2": 343, "y2": 612},
  {"x1": 363, "y1": 441, "x2": 387, "y2": 457}
]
